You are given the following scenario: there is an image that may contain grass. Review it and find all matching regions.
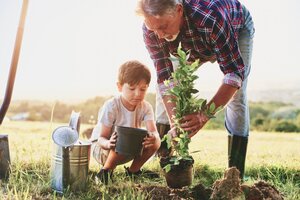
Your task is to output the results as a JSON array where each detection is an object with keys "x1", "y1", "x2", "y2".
[{"x1": 0, "y1": 121, "x2": 299, "y2": 199}]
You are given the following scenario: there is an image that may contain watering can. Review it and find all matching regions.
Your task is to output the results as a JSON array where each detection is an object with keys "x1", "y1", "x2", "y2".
[{"x1": 50, "y1": 111, "x2": 91, "y2": 193}]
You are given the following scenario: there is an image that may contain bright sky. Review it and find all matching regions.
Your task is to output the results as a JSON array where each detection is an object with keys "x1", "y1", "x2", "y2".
[{"x1": 0, "y1": 0, "x2": 299, "y2": 102}]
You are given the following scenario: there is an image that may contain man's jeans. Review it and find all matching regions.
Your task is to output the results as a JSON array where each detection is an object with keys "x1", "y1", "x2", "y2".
[{"x1": 156, "y1": 5, "x2": 255, "y2": 138}]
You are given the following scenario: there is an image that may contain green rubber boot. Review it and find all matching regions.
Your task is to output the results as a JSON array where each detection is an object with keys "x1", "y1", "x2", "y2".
[{"x1": 228, "y1": 135, "x2": 248, "y2": 181}]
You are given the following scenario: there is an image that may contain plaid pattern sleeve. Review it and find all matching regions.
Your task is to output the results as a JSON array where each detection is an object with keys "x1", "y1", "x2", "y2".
[{"x1": 209, "y1": 6, "x2": 245, "y2": 88}]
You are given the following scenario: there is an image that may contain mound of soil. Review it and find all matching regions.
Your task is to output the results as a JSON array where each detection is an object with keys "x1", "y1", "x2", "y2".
[
  {"x1": 209, "y1": 167, "x2": 285, "y2": 200},
  {"x1": 210, "y1": 167, "x2": 245, "y2": 200},
  {"x1": 242, "y1": 181, "x2": 284, "y2": 200}
]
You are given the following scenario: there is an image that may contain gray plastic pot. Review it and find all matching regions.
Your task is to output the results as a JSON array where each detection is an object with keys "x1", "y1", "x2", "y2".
[{"x1": 115, "y1": 126, "x2": 148, "y2": 156}]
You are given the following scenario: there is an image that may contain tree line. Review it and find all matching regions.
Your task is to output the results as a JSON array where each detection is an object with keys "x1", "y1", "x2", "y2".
[{"x1": 6, "y1": 94, "x2": 300, "y2": 133}]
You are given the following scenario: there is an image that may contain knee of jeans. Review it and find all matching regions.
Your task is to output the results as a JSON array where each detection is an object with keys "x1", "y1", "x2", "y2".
[
  {"x1": 229, "y1": 95, "x2": 247, "y2": 110},
  {"x1": 225, "y1": 120, "x2": 249, "y2": 137}
]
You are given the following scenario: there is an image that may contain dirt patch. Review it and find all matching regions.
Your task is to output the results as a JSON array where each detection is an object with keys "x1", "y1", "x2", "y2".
[
  {"x1": 190, "y1": 183, "x2": 213, "y2": 200},
  {"x1": 137, "y1": 167, "x2": 285, "y2": 200},
  {"x1": 136, "y1": 183, "x2": 212, "y2": 200},
  {"x1": 242, "y1": 181, "x2": 284, "y2": 200},
  {"x1": 136, "y1": 184, "x2": 191, "y2": 200}
]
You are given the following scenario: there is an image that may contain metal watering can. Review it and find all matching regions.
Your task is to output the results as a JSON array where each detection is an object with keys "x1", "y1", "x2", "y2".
[{"x1": 50, "y1": 111, "x2": 91, "y2": 193}]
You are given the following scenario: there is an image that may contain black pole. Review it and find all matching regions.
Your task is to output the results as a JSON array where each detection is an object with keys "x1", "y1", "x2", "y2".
[{"x1": 0, "y1": 0, "x2": 29, "y2": 125}]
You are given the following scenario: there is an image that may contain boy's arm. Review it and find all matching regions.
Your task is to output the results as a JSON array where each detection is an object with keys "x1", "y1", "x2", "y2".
[{"x1": 97, "y1": 124, "x2": 116, "y2": 150}]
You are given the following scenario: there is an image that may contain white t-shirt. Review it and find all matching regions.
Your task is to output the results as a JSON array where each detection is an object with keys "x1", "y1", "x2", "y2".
[{"x1": 91, "y1": 95, "x2": 154, "y2": 141}]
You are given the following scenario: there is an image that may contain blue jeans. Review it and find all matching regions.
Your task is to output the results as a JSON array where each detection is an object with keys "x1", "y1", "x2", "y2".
[
  {"x1": 225, "y1": 5, "x2": 255, "y2": 137},
  {"x1": 156, "y1": 5, "x2": 255, "y2": 137}
]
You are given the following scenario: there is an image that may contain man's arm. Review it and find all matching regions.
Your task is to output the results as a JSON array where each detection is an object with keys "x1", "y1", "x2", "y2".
[
  {"x1": 210, "y1": 83, "x2": 238, "y2": 109},
  {"x1": 181, "y1": 83, "x2": 238, "y2": 137}
]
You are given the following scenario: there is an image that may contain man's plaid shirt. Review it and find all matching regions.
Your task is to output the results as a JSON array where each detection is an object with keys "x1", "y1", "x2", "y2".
[{"x1": 143, "y1": 0, "x2": 246, "y2": 94}]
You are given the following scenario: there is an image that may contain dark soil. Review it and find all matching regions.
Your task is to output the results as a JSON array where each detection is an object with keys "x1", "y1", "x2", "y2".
[
  {"x1": 137, "y1": 167, "x2": 285, "y2": 200},
  {"x1": 136, "y1": 183, "x2": 213, "y2": 200},
  {"x1": 242, "y1": 181, "x2": 284, "y2": 200}
]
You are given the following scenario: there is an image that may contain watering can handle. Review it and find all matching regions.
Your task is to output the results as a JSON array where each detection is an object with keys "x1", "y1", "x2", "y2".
[{"x1": 69, "y1": 111, "x2": 81, "y2": 133}]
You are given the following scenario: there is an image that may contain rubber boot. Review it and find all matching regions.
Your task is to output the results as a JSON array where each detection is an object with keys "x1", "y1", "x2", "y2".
[
  {"x1": 228, "y1": 135, "x2": 248, "y2": 180},
  {"x1": 156, "y1": 123, "x2": 172, "y2": 158}
]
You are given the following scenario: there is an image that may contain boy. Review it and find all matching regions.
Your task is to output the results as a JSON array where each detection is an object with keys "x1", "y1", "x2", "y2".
[{"x1": 91, "y1": 60, "x2": 161, "y2": 184}]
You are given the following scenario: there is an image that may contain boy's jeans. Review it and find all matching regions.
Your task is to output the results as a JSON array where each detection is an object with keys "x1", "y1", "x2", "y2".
[{"x1": 156, "y1": 5, "x2": 255, "y2": 138}]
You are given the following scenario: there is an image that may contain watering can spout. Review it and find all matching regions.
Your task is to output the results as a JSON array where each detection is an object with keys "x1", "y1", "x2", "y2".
[{"x1": 69, "y1": 111, "x2": 81, "y2": 133}]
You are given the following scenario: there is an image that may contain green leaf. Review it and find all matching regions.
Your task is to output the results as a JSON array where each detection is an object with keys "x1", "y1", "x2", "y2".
[
  {"x1": 209, "y1": 103, "x2": 216, "y2": 113},
  {"x1": 174, "y1": 159, "x2": 180, "y2": 166},
  {"x1": 164, "y1": 79, "x2": 170, "y2": 86},
  {"x1": 191, "y1": 59, "x2": 200, "y2": 69},
  {"x1": 190, "y1": 88, "x2": 199, "y2": 94},
  {"x1": 201, "y1": 99, "x2": 207, "y2": 111},
  {"x1": 164, "y1": 164, "x2": 172, "y2": 173},
  {"x1": 190, "y1": 75, "x2": 198, "y2": 81}
]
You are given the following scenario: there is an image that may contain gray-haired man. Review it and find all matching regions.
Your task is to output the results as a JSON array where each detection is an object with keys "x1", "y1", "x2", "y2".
[{"x1": 136, "y1": 0, "x2": 254, "y2": 180}]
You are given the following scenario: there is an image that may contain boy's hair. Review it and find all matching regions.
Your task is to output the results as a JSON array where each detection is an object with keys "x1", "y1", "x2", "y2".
[{"x1": 118, "y1": 60, "x2": 151, "y2": 86}]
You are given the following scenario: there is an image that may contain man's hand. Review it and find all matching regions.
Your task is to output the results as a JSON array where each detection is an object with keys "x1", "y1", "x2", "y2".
[
  {"x1": 105, "y1": 132, "x2": 117, "y2": 149},
  {"x1": 167, "y1": 126, "x2": 178, "y2": 138},
  {"x1": 180, "y1": 112, "x2": 209, "y2": 138}
]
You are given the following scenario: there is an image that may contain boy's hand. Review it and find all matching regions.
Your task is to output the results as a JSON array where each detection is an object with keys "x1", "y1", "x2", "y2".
[
  {"x1": 143, "y1": 132, "x2": 158, "y2": 149},
  {"x1": 105, "y1": 132, "x2": 117, "y2": 149}
]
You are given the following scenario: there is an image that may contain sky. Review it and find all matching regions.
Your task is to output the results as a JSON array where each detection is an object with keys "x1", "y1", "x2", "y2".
[{"x1": 0, "y1": 0, "x2": 299, "y2": 102}]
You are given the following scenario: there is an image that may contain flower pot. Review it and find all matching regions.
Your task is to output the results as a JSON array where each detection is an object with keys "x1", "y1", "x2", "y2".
[
  {"x1": 115, "y1": 126, "x2": 148, "y2": 157},
  {"x1": 160, "y1": 156, "x2": 194, "y2": 188}
]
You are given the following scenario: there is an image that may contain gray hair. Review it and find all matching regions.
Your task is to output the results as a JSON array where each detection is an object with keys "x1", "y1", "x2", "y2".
[{"x1": 136, "y1": 0, "x2": 183, "y2": 17}]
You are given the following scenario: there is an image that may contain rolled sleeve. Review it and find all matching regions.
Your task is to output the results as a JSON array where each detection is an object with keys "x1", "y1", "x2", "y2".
[
  {"x1": 157, "y1": 80, "x2": 177, "y2": 96},
  {"x1": 223, "y1": 72, "x2": 242, "y2": 88}
]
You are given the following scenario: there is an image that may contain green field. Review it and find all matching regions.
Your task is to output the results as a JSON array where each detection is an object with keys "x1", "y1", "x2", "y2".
[{"x1": 0, "y1": 121, "x2": 299, "y2": 199}]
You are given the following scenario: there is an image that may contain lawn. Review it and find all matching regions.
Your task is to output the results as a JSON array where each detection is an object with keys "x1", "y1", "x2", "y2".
[{"x1": 0, "y1": 121, "x2": 299, "y2": 199}]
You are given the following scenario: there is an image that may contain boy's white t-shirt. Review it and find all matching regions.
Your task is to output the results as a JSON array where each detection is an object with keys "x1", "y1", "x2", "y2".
[{"x1": 91, "y1": 95, "x2": 154, "y2": 141}]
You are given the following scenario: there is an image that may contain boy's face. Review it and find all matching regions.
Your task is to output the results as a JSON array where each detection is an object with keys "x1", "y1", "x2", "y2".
[{"x1": 117, "y1": 80, "x2": 149, "y2": 110}]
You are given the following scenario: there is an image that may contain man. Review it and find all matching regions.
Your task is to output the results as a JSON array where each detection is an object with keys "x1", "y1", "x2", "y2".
[{"x1": 136, "y1": 0, "x2": 254, "y2": 179}]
